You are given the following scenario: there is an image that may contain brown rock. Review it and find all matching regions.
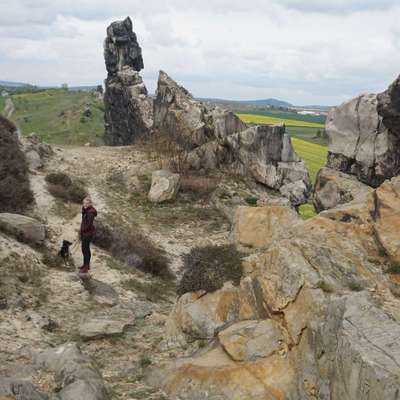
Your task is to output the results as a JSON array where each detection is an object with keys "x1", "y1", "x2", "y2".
[{"x1": 231, "y1": 206, "x2": 300, "y2": 249}]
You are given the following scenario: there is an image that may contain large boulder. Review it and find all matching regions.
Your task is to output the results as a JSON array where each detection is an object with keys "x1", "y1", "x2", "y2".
[
  {"x1": 165, "y1": 280, "x2": 262, "y2": 346},
  {"x1": 0, "y1": 213, "x2": 45, "y2": 245},
  {"x1": 103, "y1": 17, "x2": 153, "y2": 145},
  {"x1": 154, "y1": 71, "x2": 311, "y2": 205},
  {"x1": 148, "y1": 169, "x2": 180, "y2": 203},
  {"x1": 325, "y1": 74, "x2": 400, "y2": 187}
]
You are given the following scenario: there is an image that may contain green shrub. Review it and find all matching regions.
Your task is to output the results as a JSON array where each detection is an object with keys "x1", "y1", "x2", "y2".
[
  {"x1": 386, "y1": 262, "x2": 400, "y2": 274},
  {"x1": 177, "y1": 244, "x2": 243, "y2": 296},
  {"x1": 244, "y1": 196, "x2": 258, "y2": 206},
  {"x1": 45, "y1": 172, "x2": 87, "y2": 203},
  {"x1": 0, "y1": 115, "x2": 34, "y2": 213},
  {"x1": 93, "y1": 219, "x2": 171, "y2": 278}
]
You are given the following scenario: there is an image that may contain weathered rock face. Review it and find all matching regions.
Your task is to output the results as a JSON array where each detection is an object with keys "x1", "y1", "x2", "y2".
[
  {"x1": 230, "y1": 205, "x2": 300, "y2": 250},
  {"x1": 154, "y1": 71, "x2": 311, "y2": 205},
  {"x1": 103, "y1": 17, "x2": 153, "y2": 145},
  {"x1": 314, "y1": 167, "x2": 373, "y2": 213},
  {"x1": 218, "y1": 319, "x2": 285, "y2": 361},
  {"x1": 374, "y1": 176, "x2": 400, "y2": 263},
  {"x1": 148, "y1": 169, "x2": 180, "y2": 203},
  {"x1": 326, "y1": 74, "x2": 400, "y2": 187},
  {"x1": 154, "y1": 179, "x2": 400, "y2": 399}
]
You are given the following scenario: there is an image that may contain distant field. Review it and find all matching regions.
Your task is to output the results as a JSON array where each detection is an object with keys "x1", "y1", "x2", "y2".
[
  {"x1": 235, "y1": 109, "x2": 326, "y2": 125},
  {"x1": 291, "y1": 137, "x2": 327, "y2": 183},
  {"x1": 0, "y1": 89, "x2": 104, "y2": 145},
  {"x1": 237, "y1": 113, "x2": 325, "y2": 129}
]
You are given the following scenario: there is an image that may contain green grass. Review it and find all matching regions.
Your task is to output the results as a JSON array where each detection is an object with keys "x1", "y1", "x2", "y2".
[
  {"x1": 1, "y1": 89, "x2": 104, "y2": 145},
  {"x1": 237, "y1": 113, "x2": 325, "y2": 129},
  {"x1": 298, "y1": 203, "x2": 317, "y2": 220},
  {"x1": 291, "y1": 137, "x2": 328, "y2": 183}
]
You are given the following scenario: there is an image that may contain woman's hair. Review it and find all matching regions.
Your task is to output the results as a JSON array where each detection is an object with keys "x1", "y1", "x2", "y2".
[{"x1": 83, "y1": 196, "x2": 93, "y2": 205}]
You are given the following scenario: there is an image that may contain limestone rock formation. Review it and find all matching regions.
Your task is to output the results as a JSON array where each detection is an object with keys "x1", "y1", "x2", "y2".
[
  {"x1": 103, "y1": 17, "x2": 153, "y2": 145},
  {"x1": 148, "y1": 169, "x2": 180, "y2": 203},
  {"x1": 326, "y1": 74, "x2": 400, "y2": 187},
  {"x1": 154, "y1": 71, "x2": 311, "y2": 205},
  {"x1": 153, "y1": 177, "x2": 400, "y2": 399}
]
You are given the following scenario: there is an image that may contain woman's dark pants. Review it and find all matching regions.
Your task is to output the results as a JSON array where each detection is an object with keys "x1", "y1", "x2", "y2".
[{"x1": 81, "y1": 235, "x2": 92, "y2": 267}]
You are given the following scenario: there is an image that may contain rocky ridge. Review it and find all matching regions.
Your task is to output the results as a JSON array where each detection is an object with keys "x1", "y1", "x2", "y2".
[{"x1": 154, "y1": 71, "x2": 311, "y2": 205}]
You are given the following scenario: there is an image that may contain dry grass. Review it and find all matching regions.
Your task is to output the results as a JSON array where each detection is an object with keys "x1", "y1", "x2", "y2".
[{"x1": 93, "y1": 218, "x2": 172, "y2": 278}]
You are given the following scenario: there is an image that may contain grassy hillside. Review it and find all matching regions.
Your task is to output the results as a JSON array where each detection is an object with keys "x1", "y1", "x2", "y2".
[{"x1": 0, "y1": 89, "x2": 104, "y2": 145}]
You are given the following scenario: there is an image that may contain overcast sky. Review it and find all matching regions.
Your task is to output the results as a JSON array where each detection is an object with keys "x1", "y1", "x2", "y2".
[{"x1": 1, "y1": 0, "x2": 400, "y2": 105}]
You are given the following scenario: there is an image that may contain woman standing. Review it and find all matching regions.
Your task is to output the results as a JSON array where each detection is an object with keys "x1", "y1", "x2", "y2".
[{"x1": 79, "y1": 197, "x2": 97, "y2": 275}]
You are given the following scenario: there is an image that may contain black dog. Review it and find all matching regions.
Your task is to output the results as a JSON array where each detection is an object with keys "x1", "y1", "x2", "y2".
[{"x1": 58, "y1": 240, "x2": 73, "y2": 265}]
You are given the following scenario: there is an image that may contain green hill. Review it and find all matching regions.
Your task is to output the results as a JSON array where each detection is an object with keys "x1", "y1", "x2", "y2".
[{"x1": 0, "y1": 89, "x2": 104, "y2": 145}]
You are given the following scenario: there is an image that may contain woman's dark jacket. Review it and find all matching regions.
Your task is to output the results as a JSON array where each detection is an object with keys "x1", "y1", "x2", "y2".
[{"x1": 80, "y1": 206, "x2": 97, "y2": 237}]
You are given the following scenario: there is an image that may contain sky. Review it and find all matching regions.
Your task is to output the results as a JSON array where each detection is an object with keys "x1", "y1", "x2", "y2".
[{"x1": 0, "y1": 0, "x2": 400, "y2": 105}]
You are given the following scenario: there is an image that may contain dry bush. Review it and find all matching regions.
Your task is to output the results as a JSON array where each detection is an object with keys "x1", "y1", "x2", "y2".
[
  {"x1": 146, "y1": 131, "x2": 192, "y2": 174},
  {"x1": 93, "y1": 219, "x2": 172, "y2": 278},
  {"x1": 0, "y1": 115, "x2": 34, "y2": 213},
  {"x1": 177, "y1": 244, "x2": 243, "y2": 296},
  {"x1": 45, "y1": 172, "x2": 88, "y2": 203}
]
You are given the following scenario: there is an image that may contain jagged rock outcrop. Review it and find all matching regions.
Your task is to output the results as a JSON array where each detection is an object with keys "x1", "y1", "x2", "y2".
[
  {"x1": 326, "y1": 74, "x2": 400, "y2": 187},
  {"x1": 154, "y1": 71, "x2": 311, "y2": 205},
  {"x1": 103, "y1": 17, "x2": 153, "y2": 145},
  {"x1": 151, "y1": 179, "x2": 400, "y2": 399}
]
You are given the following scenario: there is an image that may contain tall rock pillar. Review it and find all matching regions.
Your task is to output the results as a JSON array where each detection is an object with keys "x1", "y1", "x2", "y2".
[{"x1": 103, "y1": 17, "x2": 153, "y2": 145}]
